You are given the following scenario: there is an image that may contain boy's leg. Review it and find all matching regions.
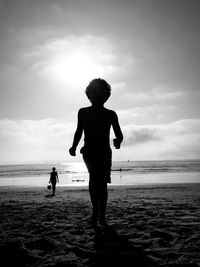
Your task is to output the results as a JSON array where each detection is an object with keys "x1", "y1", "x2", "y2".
[
  {"x1": 83, "y1": 154, "x2": 99, "y2": 223},
  {"x1": 89, "y1": 178, "x2": 99, "y2": 224},
  {"x1": 52, "y1": 183, "x2": 56, "y2": 195},
  {"x1": 99, "y1": 182, "x2": 108, "y2": 225}
]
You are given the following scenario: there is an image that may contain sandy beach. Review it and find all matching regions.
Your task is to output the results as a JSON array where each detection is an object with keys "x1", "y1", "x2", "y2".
[{"x1": 0, "y1": 183, "x2": 200, "y2": 267}]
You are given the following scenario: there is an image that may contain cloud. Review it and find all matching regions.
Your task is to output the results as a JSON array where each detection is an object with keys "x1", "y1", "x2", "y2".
[
  {"x1": 1, "y1": 118, "x2": 199, "y2": 164},
  {"x1": 22, "y1": 34, "x2": 134, "y2": 86},
  {"x1": 123, "y1": 119, "x2": 200, "y2": 145},
  {"x1": 112, "y1": 85, "x2": 188, "y2": 124},
  {"x1": 0, "y1": 118, "x2": 77, "y2": 164},
  {"x1": 117, "y1": 119, "x2": 200, "y2": 160},
  {"x1": 0, "y1": 118, "x2": 72, "y2": 141},
  {"x1": 123, "y1": 125, "x2": 162, "y2": 145},
  {"x1": 116, "y1": 85, "x2": 185, "y2": 107},
  {"x1": 117, "y1": 104, "x2": 178, "y2": 126}
]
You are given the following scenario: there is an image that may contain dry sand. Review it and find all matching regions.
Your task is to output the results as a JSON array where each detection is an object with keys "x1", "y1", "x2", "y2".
[{"x1": 0, "y1": 183, "x2": 200, "y2": 267}]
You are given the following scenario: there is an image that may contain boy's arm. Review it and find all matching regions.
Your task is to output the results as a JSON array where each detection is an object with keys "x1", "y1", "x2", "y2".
[
  {"x1": 112, "y1": 112, "x2": 123, "y2": 149},
  {"x1": 69, "y1": 109, "x2": 84, "y2": 156},
  {"x1": 56, "y1": 172, "x2": 59, "y2": 182}
]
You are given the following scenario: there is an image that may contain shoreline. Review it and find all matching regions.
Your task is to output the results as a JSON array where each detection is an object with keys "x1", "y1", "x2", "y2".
[
  {"x1": 0, "y1": 181, "x2": 200, "y2": 191},
  {"x1": 0, "y1": 171, "x2": 200, "y2": 188}
]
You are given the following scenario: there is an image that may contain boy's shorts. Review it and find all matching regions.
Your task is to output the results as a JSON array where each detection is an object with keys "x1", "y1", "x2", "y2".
[{"x1": 81, "y1": 147, "x2": 112, "y2": 183}]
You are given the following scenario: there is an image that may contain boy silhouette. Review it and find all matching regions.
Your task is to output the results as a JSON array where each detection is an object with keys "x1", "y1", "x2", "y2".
[
  {"x1": 69, "y1": 78, "x2": 123, "y2": 226},
  {"x1": 49, "y1": 167, "x2": 59, "y2": 196}
]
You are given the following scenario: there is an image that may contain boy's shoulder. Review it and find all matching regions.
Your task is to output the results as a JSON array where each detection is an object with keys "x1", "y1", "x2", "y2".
[
  {"x1": 104, "y1": 107, "x2": 118, "y2": 118},
  {"x1": 78, "y1": 107, "x2": 90, "y2": 116},
  {"x1": 78, "y1": 107, "x2": 90, "y2": 112},
  {"x1": 104, "y1": 107, "x2": 116, "y2": 113}
]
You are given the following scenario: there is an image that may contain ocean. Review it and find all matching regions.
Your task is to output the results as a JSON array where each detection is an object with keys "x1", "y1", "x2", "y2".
[{"x1": 0, "y1": 160, "x2": 200, "y2": 187}]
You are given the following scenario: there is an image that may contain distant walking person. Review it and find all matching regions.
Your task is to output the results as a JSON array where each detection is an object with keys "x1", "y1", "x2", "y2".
[
  {"x1": 69, "y1": 78, "x2": 123, "y2": 226},
  {"x1": 49, "y1": 167, "x2": 59, "y2": 196}
]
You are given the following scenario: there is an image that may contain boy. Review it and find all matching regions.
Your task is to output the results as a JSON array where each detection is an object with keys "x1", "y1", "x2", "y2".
[
  {"x1": 49, "y1": 167, "x2": 59, "y2": 196},
  {"x1": 69, "y1": 78, "x2": 123, "y2": 226}
]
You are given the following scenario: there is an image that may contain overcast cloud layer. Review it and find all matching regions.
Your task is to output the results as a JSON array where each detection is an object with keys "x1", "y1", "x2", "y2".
[{"x1": 0, "y1": 0, "x2": 200, "y2": 164}]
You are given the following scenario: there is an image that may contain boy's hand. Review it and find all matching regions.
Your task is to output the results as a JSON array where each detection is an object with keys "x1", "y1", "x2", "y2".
[
  {"x1": 113, "y1": 138, "x2": 121, "y2": 149},
  {"x1": 69, "y1": 147, "x2": 76, "y2": 156}
]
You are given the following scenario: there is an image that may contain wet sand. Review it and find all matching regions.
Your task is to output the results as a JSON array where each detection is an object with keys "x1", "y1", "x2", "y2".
[{"x1": 0, "y1": 183, "x2": 200, "y2": 266}]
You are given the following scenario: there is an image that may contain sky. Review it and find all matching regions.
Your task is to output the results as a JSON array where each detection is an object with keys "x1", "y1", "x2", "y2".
[{"x1": 0, "y1": 0, "x2": 200, "y2": 164}]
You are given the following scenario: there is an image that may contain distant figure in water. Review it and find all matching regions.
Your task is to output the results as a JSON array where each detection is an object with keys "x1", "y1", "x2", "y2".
[
  {"x1": 69, "y1": 78, "x2": 123, "y2": 226},
  {"x1": 49, "y1": 167, "x2": 59, "y2": 196}
]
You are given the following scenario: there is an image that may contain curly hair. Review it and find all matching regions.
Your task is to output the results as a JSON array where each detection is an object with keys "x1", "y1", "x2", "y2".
[{"x1": 85, "y1": 78, "x2": 111, "y2": 104}]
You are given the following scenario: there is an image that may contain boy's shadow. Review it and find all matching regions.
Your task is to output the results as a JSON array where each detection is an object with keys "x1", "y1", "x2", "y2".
[{"x1": 89, "y1": 224, "x2": 157, "y2": 267}]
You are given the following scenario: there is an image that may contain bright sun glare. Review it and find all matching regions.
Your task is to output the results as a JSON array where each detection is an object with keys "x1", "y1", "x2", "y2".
[
  {"x1": 49, "y1": 52, "x2": 104, "y2": 86},
  {"x1": 69, "y1": 162, "x2": 87, "y2": 173}
]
